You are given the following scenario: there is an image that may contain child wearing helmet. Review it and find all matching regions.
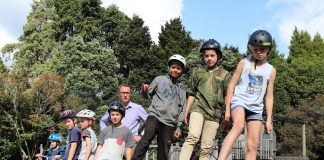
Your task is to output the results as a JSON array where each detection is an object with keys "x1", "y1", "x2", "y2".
[
  {"x1": 132, "y1": 54, "x2": 186, "y2": 160},
  {"x1": 218, "y1": 30, "x2": 276, "y2": 160},
  {"x1": 35, "y1": 133, "x2": 65, "y2": 160},
  {"x1": 94, "y1": 101, "x2": 135, "y2": 160},
  {"x1": 59, "y1": 109, "x2": 82, "y2": 160},
  {"x1": 76, "y1": 109, "x2": 97, "y2": 160},
  {"x1": 179, "y1": 39, "x2": 231, "y2": 160}
]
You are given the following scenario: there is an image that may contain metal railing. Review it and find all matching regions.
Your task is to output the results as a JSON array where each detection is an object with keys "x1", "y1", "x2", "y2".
[{"x1": 144, "y1": 131, "x2": 276, "y2": 160}]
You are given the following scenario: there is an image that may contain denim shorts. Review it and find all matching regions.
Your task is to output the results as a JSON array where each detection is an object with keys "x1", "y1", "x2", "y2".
[{"x1": 231, "y1": 106, "x2": 263, "y2": 121}]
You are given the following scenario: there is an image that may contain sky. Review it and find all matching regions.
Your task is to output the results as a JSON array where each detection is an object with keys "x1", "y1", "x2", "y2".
[{"x1": 1, "y1": 0, "x2": 324, "y2": 66}]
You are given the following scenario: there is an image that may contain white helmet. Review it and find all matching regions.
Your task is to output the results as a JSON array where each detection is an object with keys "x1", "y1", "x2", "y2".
[
  {"x1": 168, "y1": 54, "x2": 186, "y2": 68},
  {"x1": 76, "y1": 109, "x2": 95, "y2": 119}
]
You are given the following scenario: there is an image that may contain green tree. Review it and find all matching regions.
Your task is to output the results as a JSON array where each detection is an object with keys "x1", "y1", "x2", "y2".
[
  {"x1": 277, "y1": 95, "x2": 324, "y2": 159},
  {"x1": 265, "y1": 40, "x2": 291, "y2": 127},
  {"x1": 31, "y1": 72, "x2": 64, "y2": 114},
  {"x1": 51, "y1": 36, "x2": 119, "y2": 106},
  {"x1": 221, "y1": 45, "x2": 242, "y2": 72},
  {"x1": 0, "y1": 58, "x2": 6, "y2": 73},
  {"x1": 159, "y1": 17, "x2": 199, "y2": 58},
  {"x1": 136, "y1": 44, "x2": 169, "y2": 84},
  {"x1": 54, "y1": 0, "x2": 81, "y2": 41},
  {"x1": 0, "y1": 72, "x2": 64, "y2": 160},
  {"x1": 312, "y1": 32, "x2": 324, "y2": 56},
  {"x1": 100, "y1": 5, "x2": 130, "y2": 48},
  {"x1": 115, "y1": 15, "x2": 152, "y2": 87},
  {"x1": 54, "y1": 0, "x2": 103, "y2": 42},
  {"x1": 286, "y1": 28, "x2": 324, "y2": 106},
  {"x1": 77, "y1": 0, "x2": 102, "y2": 42},
  {"x1": 1, "y1": 0, "x2": 59, "y2": 77},
  {"x1": 288, "y1": 27, "x2": 312, "y2": 62},
  {"x1": 0, "y1": 73, "x2": 31, "y2": 159}
]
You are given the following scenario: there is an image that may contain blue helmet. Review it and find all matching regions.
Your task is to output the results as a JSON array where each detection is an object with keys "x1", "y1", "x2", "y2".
[{"x1": 48, "y1": 133, "x2": 62, "y2": 143}]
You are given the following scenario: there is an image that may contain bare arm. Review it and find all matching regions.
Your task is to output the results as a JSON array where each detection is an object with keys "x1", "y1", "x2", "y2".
[
  {"x1": 265, "y1": 67, "x2": 276, "y2": 133},
  {"x1": 84, "y1": 137, "x2": 92, "y2": 160},
  {"x1": 125, "y1": 147, "x2": 132, "y2": 160},
  {"x1": 68, "y1": 142, "x2": 77, "y2": 160},
  {"x1": 54, "y1": 154, "x2": 62, "y2": 159},
  {"x1": 93, "y1": 144, "x2": 103, "y2": 160},
  {"x1": 221, "y1": 59, "x2": 244, "y2": 130},
  {"x1": 184, "y1": 95, "x2": 196, "y2": 125}
]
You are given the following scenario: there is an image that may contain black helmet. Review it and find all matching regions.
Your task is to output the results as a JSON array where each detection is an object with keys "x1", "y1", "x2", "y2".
[
  {"x1": 108, "y1": 101, "x2": 125, "y2": 117},
  {"x1": 248, "y1": 30, "x2": 272, "y2": 48},
  {"x1": 200, "y1": 39, "x2": 222, "y2": 60},
  {"x1": 58, "y1": 109, "x2": 77, "y2": 121}
]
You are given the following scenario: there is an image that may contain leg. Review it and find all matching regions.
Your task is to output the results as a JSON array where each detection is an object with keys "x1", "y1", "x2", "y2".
[
  {"x1": 199, "y1": 120, "x2": 219, "y2": 160},
  {"x1": 246, "y1": 120, "x2": 262, "y2": 160},
  {"x1": 179, "y1": 112, "x2": 204, "y2": 160},
  {"x1": 157, "y1": 122, "x2": 175, "y2": 160},
  {"x1": 218, "y1": 107, "x2": 246, "y2": 160},
  {"x1": 132, "y1": 116, "x2": 159, "y2": 160}
]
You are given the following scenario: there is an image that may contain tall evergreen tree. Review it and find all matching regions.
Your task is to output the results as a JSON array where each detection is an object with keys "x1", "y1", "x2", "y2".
[
  {"x1": 77, "y1": 0, "x2": 102, "y2": 42},
  {"x1": 288, "y1": 27, "x2": 312, "y2": 62},
  {"x1": 265, "y1": 40, "x2": 291, "y2": 126},
  {"x1": 54, "y1": 0, "x2": 103, "y2": 42},
  {"x1": 2, "y1": 0, "x2": 59, "y2": 77},
  {"x1": 159, "y1": 17, "x2": 199, "y2": 58},
  {"x1": 54, "y1": 0, "x2": 81, "y2": 41},
  {"x1": 312, "y1": 32, "x2": 324, "y2": 57},
  {"x1": 101, "y1": 5, "x2": 130, "y2": 48},
  {"x1": 285, "y1": 28, "x2": 324, "y2": 106},
  {"x1": 114, "y1": 15, "x2": 152, "y2": 87}
]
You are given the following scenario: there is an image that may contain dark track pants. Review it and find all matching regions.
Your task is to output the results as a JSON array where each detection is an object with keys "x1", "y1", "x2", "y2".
[{"x1": 132, "y1": 116, "x2": 175, "y2": 160}]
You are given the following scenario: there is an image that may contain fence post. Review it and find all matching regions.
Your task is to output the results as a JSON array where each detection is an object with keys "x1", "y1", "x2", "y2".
[
  {"x1": 302, "y1": 124, "x2": 306, "y2": 157},
  {"x1": 270, "y1": 131, "x2": 273, "y2": 159},
  {"x1": 260, "y1": 123, "x2": 264, "y2": 159}
]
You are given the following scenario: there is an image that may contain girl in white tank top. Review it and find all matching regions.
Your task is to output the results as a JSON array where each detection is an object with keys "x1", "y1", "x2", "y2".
[{"x1": 218, "y1": 30, "x2": 277, "y2": 160}]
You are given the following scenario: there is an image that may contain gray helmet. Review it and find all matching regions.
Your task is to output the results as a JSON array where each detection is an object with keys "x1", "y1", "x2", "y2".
[
  {"x1": 108, "y1": 101, "x2": 125, "y2": 117},
  {"x1": 248, "y1": 30, "x2": 272, "y2": 48},
  {"x1": 200, "y1": 39, "x2": 222, "y2": 60},
  {"x1": 58, "y1": 109, "x2": 77, "y2": 121},
  {"x1": 76, "y1": 109, "x2": 96, "y2": 120}
]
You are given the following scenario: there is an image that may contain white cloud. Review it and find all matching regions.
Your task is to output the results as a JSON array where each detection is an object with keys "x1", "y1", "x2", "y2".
[
  {"x1": 267, "y1": 0, "x2": 324, "y2": 45},
  {"x1": 0, "y1": 26, "x2": 16, "y2": 48},
  {"x1": 101, "y1": 0, "x2": 183, "y2": 43},
  {"x1": 0, "y1": 25, "x2": 17, "y2": 66},
  {"x1": 0, "y1": 0, "x2": 32, "y2": 66}
]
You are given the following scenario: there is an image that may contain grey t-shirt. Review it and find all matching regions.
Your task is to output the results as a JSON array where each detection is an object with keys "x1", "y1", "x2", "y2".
[
  {"x1": 78, "y1": 128, "x2": 97, "y2": 160},
  {"x1": 98, "y1": 125, "x2": 135, "y2": 148},
  {"x1": 147, "y1": 75, "x2": 186, "y2": 128}
]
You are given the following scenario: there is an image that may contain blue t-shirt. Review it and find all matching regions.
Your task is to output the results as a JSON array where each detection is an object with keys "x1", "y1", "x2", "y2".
[
  {"x1": 62, "y1": 126, "x2": 82, "y2": 160},
  {"x1": 43, "y1": 146, "x2": 65, "y2": 160}
]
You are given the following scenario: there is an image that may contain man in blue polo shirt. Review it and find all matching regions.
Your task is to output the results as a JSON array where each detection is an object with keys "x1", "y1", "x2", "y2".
[{"x1": 100, "y1": 84, "x2": 148, "y2": 143}]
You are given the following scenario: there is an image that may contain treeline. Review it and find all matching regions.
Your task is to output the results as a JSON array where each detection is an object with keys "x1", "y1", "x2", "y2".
[{"x1": 0, "y1": 0, "x2": 323, "y2": 159}]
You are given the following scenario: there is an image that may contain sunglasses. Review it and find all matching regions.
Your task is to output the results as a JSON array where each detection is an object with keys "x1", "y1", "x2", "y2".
[{"x1": 249, "y1": 45, "x2": 269, "y2": 53}]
